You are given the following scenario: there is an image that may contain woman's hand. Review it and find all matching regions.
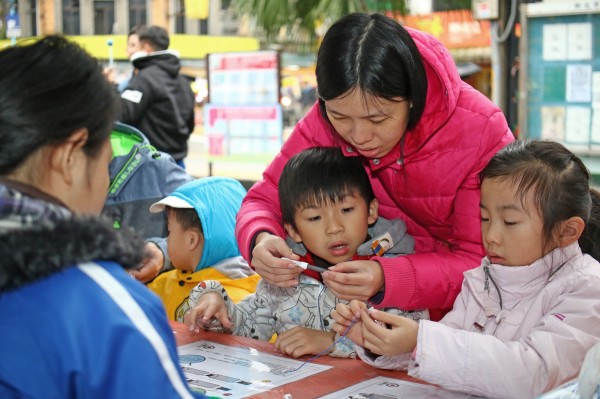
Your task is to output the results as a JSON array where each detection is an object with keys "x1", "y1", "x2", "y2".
[
  {"x1": 322, "y1": 260, "x2": 384, "y2": 301},
  {"x1": 359, "y1": 308, "x2": 418, "y2": 357},
  {"x1": 251, "y1": 232, "x2": 302, "y2": 287},
  {"x1": 274, "y1": 327, "x2": 335, "y2": 358},
  {"x1": 183, "y1": 292, "x2": 233, "y2": 333}
]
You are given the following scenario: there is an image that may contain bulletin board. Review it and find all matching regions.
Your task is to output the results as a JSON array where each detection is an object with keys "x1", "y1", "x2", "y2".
[
  {"x1": 519, "y1": 1, "x2": 600, "y2": 177},
  {"x1": 204, "y1": 50, "x2": 283, "y2": 156}
]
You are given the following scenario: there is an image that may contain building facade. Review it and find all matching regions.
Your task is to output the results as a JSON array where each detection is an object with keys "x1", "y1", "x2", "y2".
[{"x1": 5, "y1": 0, "x2": 239, "y2": 37}]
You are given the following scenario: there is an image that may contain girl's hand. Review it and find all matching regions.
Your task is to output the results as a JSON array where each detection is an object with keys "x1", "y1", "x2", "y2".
[
  {"x1": 274, "y1": 327, "x2": 335, "y2": 358},
  {"x1": 331, "y1": 300, "x2": 368, "y2": 345},
  {"x1": 359, "y1": 308, "x2": 419, "y2": 357},
  {"x1": 322, "y1": 260, "x2": 384, "y2": 301},
  {"x1": 183, "y1": 292, "x2": 233, "y2": 333},
  {"x1": 251, "y1": 232, "x2": 302, "y2": 287}
]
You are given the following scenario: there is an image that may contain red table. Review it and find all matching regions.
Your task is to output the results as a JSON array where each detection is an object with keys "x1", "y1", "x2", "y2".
[{"x1": 171, "y1": 321, "x2": 428, "y2": 398}]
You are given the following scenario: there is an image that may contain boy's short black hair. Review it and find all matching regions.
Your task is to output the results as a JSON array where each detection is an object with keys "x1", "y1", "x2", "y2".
[
  {"x1": 278, "y1": 147, "x2": 375, "y2": 229},
  {"x1": 166, "y1": 207, "x2": 202, "y2": 233},
  {"x1": 138, "y1": 26, "x2": 169, "y2": 51}
]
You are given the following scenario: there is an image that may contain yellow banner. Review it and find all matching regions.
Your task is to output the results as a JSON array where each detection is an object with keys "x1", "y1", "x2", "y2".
[{"x1": 184, "y1": 0, "x2": 209, "y2": 19}]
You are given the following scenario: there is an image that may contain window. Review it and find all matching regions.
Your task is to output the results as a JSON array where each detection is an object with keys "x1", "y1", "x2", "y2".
[
  {"x1": 28, "y1": 0, "x2": 37, "y2": 36},
  {"x1": 199, "y1": 18, "x2": 207, "y2": 34},
  {"x1": 94, "y1": 0, "x2": 114, "y2": 34},
  {"x1": 174, "y1": 0, "x2": 185, "y2": 33},
  {"x1": 129, "y1": 0, "x2": 146, "y2": 29},
  {"x1": 62, "y1": 0, "x2": 80, "y2": 34}
]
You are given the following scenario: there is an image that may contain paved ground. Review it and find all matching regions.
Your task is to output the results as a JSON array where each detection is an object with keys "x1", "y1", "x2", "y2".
[{"x1": 185, "y1": 134, "x2": 271, "y2": 184}]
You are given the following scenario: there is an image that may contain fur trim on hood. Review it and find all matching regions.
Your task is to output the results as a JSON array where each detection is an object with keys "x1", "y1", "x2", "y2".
[{"x1": 0, "y1": 216, "x2": 146, "y2": 292}]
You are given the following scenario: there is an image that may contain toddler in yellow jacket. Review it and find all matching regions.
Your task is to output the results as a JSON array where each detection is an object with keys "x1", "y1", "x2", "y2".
[{"x1": 147, "y1": 177, "x2": 260, "y2": 321}]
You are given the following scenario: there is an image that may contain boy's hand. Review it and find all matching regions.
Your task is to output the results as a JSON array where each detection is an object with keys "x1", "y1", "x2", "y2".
[
  {"x1": 331, "y1": 300, "x2": 367, "y2": 345},
  {"x1": 130, "y1": 242, "x2": 163, "y2": 283},
  {"x1": 183, "y1": 292, "x2": 233, "y2": 333},
  {"x1": 274, "y1": 327, "x2": 335, "y2": 358},
  {"x1": 360, "y1": 308, "x2": 418, "y2": 357}
]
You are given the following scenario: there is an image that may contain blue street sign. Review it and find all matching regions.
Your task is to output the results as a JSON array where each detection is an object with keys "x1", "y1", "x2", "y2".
[{"x1": 6, "y1": 12, "x2": 22, "y2": 38}]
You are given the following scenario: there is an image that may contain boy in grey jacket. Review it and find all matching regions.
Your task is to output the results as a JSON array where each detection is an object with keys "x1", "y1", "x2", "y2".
[{"x1": 183, "y1": 147, "x2": 427, "y2": 358}]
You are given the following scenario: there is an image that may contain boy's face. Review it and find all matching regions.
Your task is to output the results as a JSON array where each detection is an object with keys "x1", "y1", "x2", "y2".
[
  {"x1": 286, "y1": 193, "x2": 378, "y2": 265},
  {"x1": 480, "y1": 177, "x2": 545, "y2": 266},
  {"x1": 167, "y1": 211, "x2": 203, "y2": 272}
]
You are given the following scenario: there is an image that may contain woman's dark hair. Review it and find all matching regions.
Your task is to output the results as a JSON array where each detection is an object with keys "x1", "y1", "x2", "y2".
[
  {"x1": 0, "y1": 35, "x2": 120, "y2": 175},
  {"x1": 278, "y1": 147, "x2": 375, "y2": 229},
  {"x1": 480, "y1": 140, "x2": 600, "y2": 261},
  {"x1": 316, "y1": 13, "x2": 427, "y2": 131}
]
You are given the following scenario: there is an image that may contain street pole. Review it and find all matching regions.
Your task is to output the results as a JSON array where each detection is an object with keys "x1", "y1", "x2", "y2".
[{"x1": 491, "y1": 0, "x2": 518, "y2": 123}]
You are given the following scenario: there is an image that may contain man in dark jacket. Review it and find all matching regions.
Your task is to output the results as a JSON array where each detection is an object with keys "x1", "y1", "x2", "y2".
[{"x1": 119, "y1": 26, "x2": 195, "y2": 168}]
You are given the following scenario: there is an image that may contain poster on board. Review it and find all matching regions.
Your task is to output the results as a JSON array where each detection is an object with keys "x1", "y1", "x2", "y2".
[{"x1": 205, "y1": 50, "x2": 283, "y2": 157}]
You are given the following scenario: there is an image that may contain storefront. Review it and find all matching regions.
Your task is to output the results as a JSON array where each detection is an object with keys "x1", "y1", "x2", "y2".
[{"x1": 396, "y1": 9, "x2": 493, "y2": 98}]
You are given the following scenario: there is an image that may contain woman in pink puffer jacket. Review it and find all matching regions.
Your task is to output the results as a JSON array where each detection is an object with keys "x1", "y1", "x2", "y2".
[{"x1": 236, "y1": 13, "x2": 514, "y2": 321}]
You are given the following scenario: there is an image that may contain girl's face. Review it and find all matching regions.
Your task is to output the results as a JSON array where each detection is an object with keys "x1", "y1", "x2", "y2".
[
  {"x1": 286, "y1": 194, "x2": 378, "y2": 265},
  {"x1": 480, "y1": 177, "x2": 547, "y2": 266},
  {"x1": 324, "y1": 89, "x2": 411, "y2": 160}
]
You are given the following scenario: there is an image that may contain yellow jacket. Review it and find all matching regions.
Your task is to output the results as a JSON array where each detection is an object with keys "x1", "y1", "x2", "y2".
[{"x1": 148, "y1": 256, "x2": 261, "y2": 321}]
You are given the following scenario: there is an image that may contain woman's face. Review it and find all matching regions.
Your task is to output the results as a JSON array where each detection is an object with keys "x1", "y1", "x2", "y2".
[{"x1": 324, "y1": 89, "x2": 411, "y2": 159}]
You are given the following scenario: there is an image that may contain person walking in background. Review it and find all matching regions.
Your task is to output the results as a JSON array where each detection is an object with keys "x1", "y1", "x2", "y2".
[
  {"x1": 332, "y1": 140, "x2": 600, "y2": 399},
  {"x1": 236, "y1": 12, "x2": 514, "y2": 322},
  {"x1": 117, "y1": 24, "x2": 145, "y2": 92},
  {"x1": 0, "y1": 36, "x2": 205, "y2": 398},
  {"x1": 120, "y1": 25, "x2": 195, "y2": 169},
  {"x1": 103, "y1": 25, "x2": 144, "y2": 92}
]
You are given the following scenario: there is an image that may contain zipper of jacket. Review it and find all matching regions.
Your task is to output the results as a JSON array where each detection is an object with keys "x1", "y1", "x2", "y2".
[
  {"x1": 399, "y1": 134, "x2": 406, "y2": 165},
  {"x1": 108, "y1": 146, "x2": 141, "y2": 195},
  {"x1": 484, "y1": 265, "x2": 503, "y2": 310}
]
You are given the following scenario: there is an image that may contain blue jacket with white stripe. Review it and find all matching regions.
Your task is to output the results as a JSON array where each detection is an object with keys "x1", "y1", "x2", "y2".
[{"x1": 0, "y1": 182, "x2": 205, "y2": 399}]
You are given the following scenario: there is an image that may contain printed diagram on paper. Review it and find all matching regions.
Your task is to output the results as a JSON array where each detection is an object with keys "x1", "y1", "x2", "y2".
[
  {"x1": 318, "y1": 376, "x2": 480, "y2": 399},
  {"x1": 178, "y1": 340, "x2": 330, "y2": 398}
]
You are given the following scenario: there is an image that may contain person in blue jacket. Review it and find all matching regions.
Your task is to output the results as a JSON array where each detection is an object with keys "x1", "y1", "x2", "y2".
[
  {"x1": 0, "y1": 35, "x2": 205, "y2": 399},
  {"x1": 104, "y1": 121, "x2": 193, "y2": 282}
]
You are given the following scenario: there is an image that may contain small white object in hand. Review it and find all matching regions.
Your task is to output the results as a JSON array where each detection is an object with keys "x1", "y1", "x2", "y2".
[{"x1": 282, "y1": 257, "x2": 308, "y2": 269}]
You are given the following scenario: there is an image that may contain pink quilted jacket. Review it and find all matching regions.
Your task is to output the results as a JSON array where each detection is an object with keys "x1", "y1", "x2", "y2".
[{"x1": 236, "y1": 27, "x2": 514, "y2": 320}]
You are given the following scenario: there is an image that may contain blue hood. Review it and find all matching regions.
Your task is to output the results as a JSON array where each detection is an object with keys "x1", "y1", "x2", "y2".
[{"x1": 168, "y1": 177, "x2": 246, "y2": 272}]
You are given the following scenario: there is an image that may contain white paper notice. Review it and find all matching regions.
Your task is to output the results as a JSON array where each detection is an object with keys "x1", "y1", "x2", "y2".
[
  {"x1": 565, "y1": 106, "x2": 591, "y2": 144},
  {"x1": 593, "y1": 72, "x2": 600, "y2": 109},
  {"x1": 566, "y1": 64, "x2": 592, "y2": 103},
  {"x1": 592, "y1": 109, "x2": 600, "y2": 143},
  {"x1": 318, "y1": 376, "x2": 479, "y2": 399},
  {"x1": 543, "y1": 24, "x2": 567, "y2": 61},
  {"x1": 541, "y1": 106, "x2": 566, "y2": 141},
  {"x1": 178, "y1": 341, "x2": 330, "y2": 398},
  {"x1": 567, "y1": 23, "x2": 592, "y2": 60}
]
